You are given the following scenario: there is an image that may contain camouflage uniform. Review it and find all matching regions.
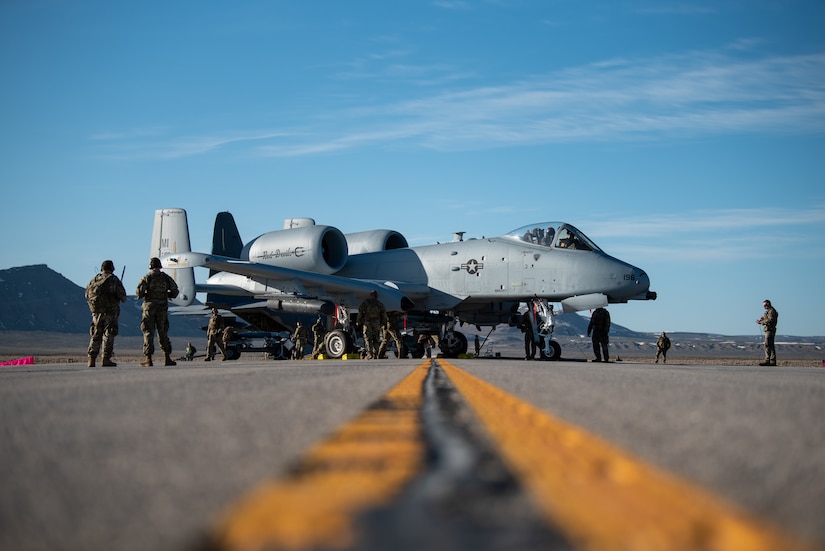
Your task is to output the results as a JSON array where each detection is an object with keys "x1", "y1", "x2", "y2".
[
  {"x1": 655, "y1": 332, "x2": 671, "y2": 363},
  {"x1": 135, "y1": 259, "x2": 179, "y2": 366},
  {"x1": 757, "y1": 301, "x2": 779, "y2": 366},
  {"x1": 587, "y1": 307, "x2": 611, "y2": 362},
  {"x1": 222, "y1": 326, "x2": 238, "y2": 358},
  {"x1": 358, "y1": 293, "x2": 387, "y2": 359},
  {"x1": 377, "y1": 311, "x2": 405, "y2": 359},
  {"x1": 311, "y1": 317, "x2": 327, "y2": 359},
  {"x1": 292, "y1": 321, "x2": 308, "y2": 359},
  {"x1": 206, "y1": 309, "x2": 226, "y2": 361},
  {"x1": 85, "y1": 261, "x2": 127, "y2": 367}
]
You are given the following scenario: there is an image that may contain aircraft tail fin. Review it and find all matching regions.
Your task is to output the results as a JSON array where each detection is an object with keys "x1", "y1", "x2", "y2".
[
  {"x1": 211, "y1": 211, "x2": 244, "y2": 261},
  {"x1": 151, "y1": 208, "x2": 196, "y2": 306},
  {"x1": 208, "y1": 211, "x2": 247, "y2": 309}
]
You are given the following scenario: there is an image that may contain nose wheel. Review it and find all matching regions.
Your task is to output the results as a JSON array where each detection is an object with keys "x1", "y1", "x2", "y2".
[
  {"x1": 440, "y1": 331, "x2": 468, "y2": 358},
  {"x1": 539, "y1": 338, "x2": 562, "y2": 361}
]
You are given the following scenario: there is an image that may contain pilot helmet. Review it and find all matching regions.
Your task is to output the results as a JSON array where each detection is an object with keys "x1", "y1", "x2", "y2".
[{"x1": 149, "y1": 257, "x2": 162, "y2": 269}]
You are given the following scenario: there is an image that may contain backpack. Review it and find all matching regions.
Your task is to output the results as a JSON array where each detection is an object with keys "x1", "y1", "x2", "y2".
[{"x1": 85, "y1": 273, "x2": 115, "y2": 313}]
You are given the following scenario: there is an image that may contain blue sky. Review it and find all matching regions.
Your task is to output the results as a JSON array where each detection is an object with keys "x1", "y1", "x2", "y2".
[{"x1": 2, "y1": 1, "x2": 823, "y2": 337}]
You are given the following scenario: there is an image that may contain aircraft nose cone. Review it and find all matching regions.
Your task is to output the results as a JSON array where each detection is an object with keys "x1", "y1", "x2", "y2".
[
  {"x1": 633, "y1": 268, "x2": 656, "y2": 301},
  {"x1": 636, "y1": 269, "x2": 650, "y2": 291}
]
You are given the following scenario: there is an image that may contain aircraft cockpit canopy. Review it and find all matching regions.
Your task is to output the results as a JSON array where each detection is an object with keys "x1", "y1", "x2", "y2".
[{"x1": 505, "y1": 222, "x2": 602, "y2": 252}]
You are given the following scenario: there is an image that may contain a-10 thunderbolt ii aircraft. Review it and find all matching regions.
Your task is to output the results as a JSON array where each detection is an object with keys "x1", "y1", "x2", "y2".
[{"x1": 154, "y1": 208, "x2": 656, "y2": 359}]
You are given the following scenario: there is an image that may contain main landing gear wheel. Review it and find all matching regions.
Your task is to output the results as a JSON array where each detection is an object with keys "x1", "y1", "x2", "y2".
[
  {"x1": 324, "y1": 329, "x2": 351, "y2": 359},
  {"x1": 539, "y1": 338, "x2": 562, "y2": 361},
  {"x1": 440, "y1": 331, "x2": 468, "y2": 358},
  {"x1": 225, "y1": 346, "x2": 241, "y2": 361}
]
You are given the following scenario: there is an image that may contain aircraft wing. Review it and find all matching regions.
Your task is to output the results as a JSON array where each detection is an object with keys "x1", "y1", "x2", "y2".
[{"x1": 163, "y1": 252, "x2": 416, "y2": 311}]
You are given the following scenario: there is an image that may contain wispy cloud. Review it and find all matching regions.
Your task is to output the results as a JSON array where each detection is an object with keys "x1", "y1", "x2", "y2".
[
  {"x1": 585, "y1": 206, "x2": 825, "y2": 262},
  {"x1": 92, "y1": 48, "x2": 825, "y2": 160},
  {"x1": 586, "y1": 206, "x2": 825, "y2": 237},
  {"x1": 432, "y1": 1, "x2": 471, "y2": 10},
  {"x1": 91, "y1": 129, "x2": 293, "y2": 160},
  {"x1": 634, "y1": 4, "x2": 717, "y2": 16},
  {"x1": 261, "y1": 50, "x2": 825, "y2": 156}
]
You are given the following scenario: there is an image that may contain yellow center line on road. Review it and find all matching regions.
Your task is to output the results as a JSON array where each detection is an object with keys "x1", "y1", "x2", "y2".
[
  {"x1": 207, "y1": 361, "x2": 430, "y2": 551},
  {"x1": 439, "y1": 360, "x2": 818, "y2": 551}
]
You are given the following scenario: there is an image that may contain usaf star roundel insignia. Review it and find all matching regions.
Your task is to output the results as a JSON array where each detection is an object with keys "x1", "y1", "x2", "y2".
[{"x1": 462, "y1": 259, "x2": 483, "y2": 274}]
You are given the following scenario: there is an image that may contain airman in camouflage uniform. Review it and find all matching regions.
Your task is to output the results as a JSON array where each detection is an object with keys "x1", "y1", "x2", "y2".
[
  {"x1": 655, "y1": 331, "x2": 671, "y2": 363},
  {"x1": 135, "y1": 257, "x2": 179, "y2": 366},
  {"x1": 311, "y1": 316, "x2": 327, "y2": 359},
  {"x1": 205, "y1": 307, "x2": 227, "y2": 361},
  {"x1": 358, "y1": 290, "x2": 387, "y2": 359},
  {"x1": 185, "y1": 342, "x2": 196, "y2": 361},
  {"x1": 757, "y1": 299, "x2": 779, "y2": 366},
  {"x1": 222, "y1": 326, "x2": 238, "y2": 358},
  {"x1": 377, "y1": 311, "x2": 405, "y2": 359},
  {"x1": 292, "y1": 320, "x2": 308, "y2": 359},
  {"x1": 85, "y1": 260, "x2": 127, "y2": 367}
]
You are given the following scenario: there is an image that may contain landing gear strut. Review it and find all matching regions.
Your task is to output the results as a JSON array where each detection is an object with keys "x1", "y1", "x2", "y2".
[{"x1": 528, "y1": 298, "x2": 562, "y2": 361}]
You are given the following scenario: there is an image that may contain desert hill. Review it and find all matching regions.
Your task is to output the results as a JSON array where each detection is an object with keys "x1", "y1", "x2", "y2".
[
  {"x1": 1, "y1": 264, "x2": 823, "y2": 365},
  {"x1": 0, "y1": 264, "x2": 204, "y2": 337}
]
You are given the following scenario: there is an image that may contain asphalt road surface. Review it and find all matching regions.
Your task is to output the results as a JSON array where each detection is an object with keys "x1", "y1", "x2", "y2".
[{"x1": 1, "y1": 357, "x2": 823, "y2": 551}]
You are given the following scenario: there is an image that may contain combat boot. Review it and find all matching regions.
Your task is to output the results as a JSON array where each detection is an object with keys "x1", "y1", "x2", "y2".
[
  {"x1": 102, "y1": 357, "x2": 117, "y2": 367},
  {"x1": 87, "y1": 355, "x2": 96, "y2": 368},
  {"x1": 164, "y1": 354, "x2": 177, "y2": 366},
  {"x1": 140, "y1": 355, "x2": 153, "y2": 367}
]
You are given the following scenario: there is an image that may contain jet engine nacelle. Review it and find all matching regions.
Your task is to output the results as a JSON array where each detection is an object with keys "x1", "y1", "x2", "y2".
[
  {"x1": 242, "y1": 225, "x2": 349, "y2": 274},
  {"x1": 345, "y1": 230, "x2": 409, "y2": 254}
]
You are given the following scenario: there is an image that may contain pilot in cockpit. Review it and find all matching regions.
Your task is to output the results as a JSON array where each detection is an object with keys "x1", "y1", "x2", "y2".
[
  {"x1": 559, "y1": 230, "x2": 591, "y2": 251},
  {"x1": 523, "y1": 228, "x2": 544, "y2": 245},
  {"x1": 541, "y1": 227, "x2": 555, "y2": 247},
  {"x1": 558, "y1": 229, "x2": 576, "y2": 249}
]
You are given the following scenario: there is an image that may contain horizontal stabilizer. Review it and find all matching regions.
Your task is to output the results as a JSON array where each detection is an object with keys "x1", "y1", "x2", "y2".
[{"x1": 195, "y1": 283, "x2": 251, "y2": 296}]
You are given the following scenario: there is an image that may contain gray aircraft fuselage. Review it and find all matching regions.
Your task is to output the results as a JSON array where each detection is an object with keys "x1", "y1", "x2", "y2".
[{"x1": 337, "y1": 232, "x2": 651, "y2": 324}]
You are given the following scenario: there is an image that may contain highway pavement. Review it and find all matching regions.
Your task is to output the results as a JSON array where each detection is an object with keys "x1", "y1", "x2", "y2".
[{"x1": 1, "y1": 357, "x2": 823, "y2": 551}]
